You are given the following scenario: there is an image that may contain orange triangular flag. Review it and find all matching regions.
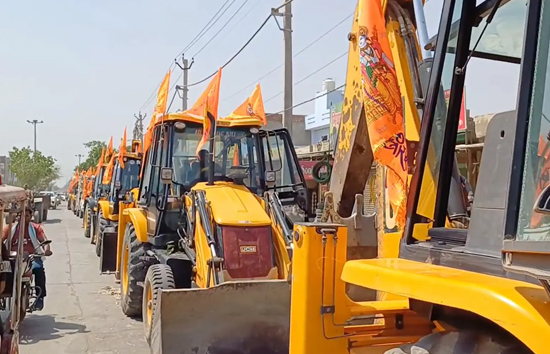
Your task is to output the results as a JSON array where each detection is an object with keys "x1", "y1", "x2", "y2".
[
  {"x1": 96, "y1": 147, "x2": 105, "y2": 172},
  {"x1": 103, "y1": 154, "x2": 116, "y2": 185},
  {"x1": 119, "y1": 127, "x2": 127, "y2": 169},
  {"x1": 144, "y1": 70, "x2": 171, "y2": 154},
  {"x1": 186, "y1": 69, "x2": 222, "y2": 154},
  {"x1": 225, "y1": 83, "x2": 266, "y2": 125},
  {"x1": 185, "y1": 68, "x2": 222, "y2": 121},
  {"x1": 107, "y1": 137, "x2": 114, "y2": 159}
]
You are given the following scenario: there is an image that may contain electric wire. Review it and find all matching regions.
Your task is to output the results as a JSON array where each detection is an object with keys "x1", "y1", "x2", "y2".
[
  {"x1": 186, "y1": 14, "x2": 274, "y2": 87},
  {"x1": 193, "y1": 0, "x2": 252, "y2": 57},
  {"x1": 185, "y1": 0, "x2": 239, "y2": 56},
  {"x1": 223, "y1": 12, "x2": 353, "y2": 101},
  {"x1": 263, "y1": 51, "x2": 348, "y2": 104},
  {"x1": 137, "y1": 0, "x2": 232, "y2": 111},
  {"x1": 266, "y1": 84, "x2": 346, "y2": 117}
]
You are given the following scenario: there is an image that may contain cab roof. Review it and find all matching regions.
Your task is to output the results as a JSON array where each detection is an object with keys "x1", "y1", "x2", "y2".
[{"x1": 154, "y1": 112, "x2": 263, "y2": 129}]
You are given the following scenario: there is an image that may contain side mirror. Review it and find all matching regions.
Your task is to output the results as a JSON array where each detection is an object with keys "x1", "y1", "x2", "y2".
[
  {"x1": 534, "y1": 184, "x2": 550, "y2": 214},
  {"x1": 161, "y1": 167, "x2": 173, "y2": 184},
  {"x1": 265, "y1": 170, "x2": 276, "y2": 188}
]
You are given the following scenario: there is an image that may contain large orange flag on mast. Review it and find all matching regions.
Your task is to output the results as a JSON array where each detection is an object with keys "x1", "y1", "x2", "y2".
[
  {"x1": 358, "y1": 0, "x2": 408, "y2": 228},
  {"x1": 106, "y1": 136, "x2": 114, "y2": 159},
  {"x1": 183, "y1": 68, "x2": 222, "y2": 155},
  {"x1": 119, "y1": 127, "x2": 127, "y2": 169},
  {"x1": 144, "y1": 70, "x2": 171, "y2": 154},
  {"x1": 225, "y1": 83, "x2": 266, "y2": 125}
]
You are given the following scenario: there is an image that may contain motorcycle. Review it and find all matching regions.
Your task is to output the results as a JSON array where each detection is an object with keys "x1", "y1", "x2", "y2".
[{"x1": 18, "y1": 240, "x2": 52, "y2": 320}]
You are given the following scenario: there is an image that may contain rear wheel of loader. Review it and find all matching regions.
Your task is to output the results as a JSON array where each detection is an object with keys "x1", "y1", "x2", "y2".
[
  {"x1": 142, "y1": 264, "x2": 175, "y2": 344},
  {"x1": 84, "y1": 205, "x2": 92, "y2": 238},
  {"x1": 383, "y1": 331, "x2": 531, "y2": 354},
  {"x1": 120, "y1": 223, "x2": 146, "y2": 317}
]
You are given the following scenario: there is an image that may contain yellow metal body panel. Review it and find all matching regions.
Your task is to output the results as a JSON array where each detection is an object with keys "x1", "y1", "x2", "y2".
[
  {"x1": 98, "y1": 200, "x2": 111, "y2": 220},
  {"x1": 341, "y1": 258, "x2": 550, "y2": 354},
  {"x1": 192, "y1": 182, "x2": 272, "y2": 226},
  {"x1": 124, "y1": 207, "x2": 148, "y2": 243},
  {"x1": 290, "y1": 224, "x2": 432, "y2": 354},
  {"x1": 116, "y1": 201, "x2": 134, "y2": 277}
]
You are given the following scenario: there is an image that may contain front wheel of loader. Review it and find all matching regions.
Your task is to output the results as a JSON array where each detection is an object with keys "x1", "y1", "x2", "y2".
[
  {"x1": 95, "y1": 211, "x2": 109, "y2": 256},
  {"x1": 142, "y1": 264, "x2": 175, "y2": 344},
  {"x1": 383, "y1": 331, "x2": 531, "y2": 354},
  {"x1": 84, "y1": 205, "x2": 91, "y2": 238},
  {"x1": 120, "y1": 223, "x2": 146, "y2": 317}
]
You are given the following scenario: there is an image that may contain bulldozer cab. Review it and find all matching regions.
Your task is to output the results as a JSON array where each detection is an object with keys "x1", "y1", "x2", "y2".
[
  {"x1": 402, "y1": 0, "x2": 550, "y2": 287},
  {"x1": 92, "y1": 165, "x2": 110, "y2": 200},
  {"x1": 138, "y1": 118, "x2": 308, "y2": 232},
  {"x1": 108, "y1": 155, "x2": 141, "y2": 216}
]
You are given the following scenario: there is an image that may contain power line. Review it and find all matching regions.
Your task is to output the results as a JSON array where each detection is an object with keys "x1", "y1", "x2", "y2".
[
  {"x1": 177, "y1": 0, "x2": 234, "y2": 57},
  {"x1": 185, "y1": 0, "x2": 239, "y2": 56},
  {"x1": 187, "y1": 14, "x2": 274, "y2": 87},
  {"x1": 263, "y1": 52, "x2": 348, "y2": 104},
  {"x1": 137, "y1": 0, "x2": 233, "y2": 111},
  {"x1": 223, "y1": 12, "x2": 353, "y2": 101},
  {"x1": 193, "y1": 0, "x2": 252, "y2": 57},
  {"x1": 266, "y1": 84, "x2": 346, "y2": 117}
]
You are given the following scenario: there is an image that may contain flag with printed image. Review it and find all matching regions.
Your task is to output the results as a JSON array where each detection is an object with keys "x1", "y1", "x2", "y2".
[{"x1": 358, "y1": 0, "x2": 408, "y2": 228}]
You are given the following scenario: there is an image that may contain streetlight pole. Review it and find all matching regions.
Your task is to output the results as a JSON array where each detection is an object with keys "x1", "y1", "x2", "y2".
[
  {"x1": 75, "y1": 154, "x2": 84, "y2": 166},
  {"x1": 26, "y1": 120, "x2": 44, "y2": 153}
]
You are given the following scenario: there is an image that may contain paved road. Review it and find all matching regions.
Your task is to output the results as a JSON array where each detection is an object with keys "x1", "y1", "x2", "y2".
[{"x1": 19, "y1": 206, "x2": 149, "y2": 354}]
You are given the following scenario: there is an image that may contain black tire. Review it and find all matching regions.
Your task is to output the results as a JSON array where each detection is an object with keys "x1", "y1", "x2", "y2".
[
  {"x1": 120, "y1": 223, "x2": 146, "y2": 317},
  {"x1": 96, "y1": 211, "x2": 109, "y2": 257},
  {"x1": 84, "y1": 205, "x2": 91, "y2": 238},
  {"x1": 383, "y1": 331, "x2": 530, "y2": 354},
  {"x1": 143, "y1": 264, "x2": 175, "y2": 344}
]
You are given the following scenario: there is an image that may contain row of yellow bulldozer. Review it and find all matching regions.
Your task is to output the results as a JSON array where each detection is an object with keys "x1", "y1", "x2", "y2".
[{"x1": 68, "y1": 0, "x2": 550, "y2": 352}]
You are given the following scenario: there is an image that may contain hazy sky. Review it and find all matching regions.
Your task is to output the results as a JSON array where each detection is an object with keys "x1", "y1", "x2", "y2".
[{"x1": 0, "y1": 0, "x2": 520, "y2": 184}]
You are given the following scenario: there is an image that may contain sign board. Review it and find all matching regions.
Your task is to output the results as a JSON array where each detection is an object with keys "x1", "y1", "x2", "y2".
[{"x1": 444, "y1": 88, "x2": 467, "y2": 131}]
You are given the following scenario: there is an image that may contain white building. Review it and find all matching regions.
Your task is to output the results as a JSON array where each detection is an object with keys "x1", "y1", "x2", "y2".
[{"x1": 304, "y1": 79, "x2": 344, "y2": 144}]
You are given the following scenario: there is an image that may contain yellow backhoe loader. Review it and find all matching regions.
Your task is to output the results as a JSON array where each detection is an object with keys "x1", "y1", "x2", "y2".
[
  {"x1": 290, "y1": 0, "x2": 550, "y2": 353},
  {"x1": 84, "y1": 161, "x2": 110, "y2": 240},
  {"x1": 97, "y1": 142, "x2": 142, "y2": 263},
  {"x1": 117, "y1": 112, "x2": 309, "y2": 353}
]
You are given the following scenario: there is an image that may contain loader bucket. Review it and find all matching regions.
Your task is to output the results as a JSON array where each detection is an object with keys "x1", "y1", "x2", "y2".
[
  {"x1": 151, "y1": 280, "x2": 290, "y2": 354},
  {"x1": 100, "y1": 226, "x2": 117, "y2": 273}
]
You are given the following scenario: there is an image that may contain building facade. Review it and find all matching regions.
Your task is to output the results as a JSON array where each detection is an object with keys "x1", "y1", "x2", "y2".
[
  {"x1": 0, "y1": 156, "x2": 15, "y2": 184},
  {"x1": 304, "y1": 79, "x2": 344, "y2": 145}
]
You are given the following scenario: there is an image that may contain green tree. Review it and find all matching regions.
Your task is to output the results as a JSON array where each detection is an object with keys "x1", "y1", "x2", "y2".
[
  {"x1": 9, "y1": 147, "x2": 60, "y2": 191},
  {"x1": 75, "y1": 140, "x2": 109, "y2": 172},
  {"x1": 74, "y1": 140, "x2": 132, "y2": 172}
]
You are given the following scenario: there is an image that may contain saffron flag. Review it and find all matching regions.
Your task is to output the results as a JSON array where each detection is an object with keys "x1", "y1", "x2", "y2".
[
  {"x1": 184, "y1": 68, "x2": 222, "y2": 155},
  {"x1": 119, "y1": 127, "x2": 127, "y2": 169},
  {"x1": 225, "y1": 83, "x2": 266, "y2": 125},
  {"x1": 96, "y1": 147, "x2": 105, "y2": 172},
  {"x1": 144, "y1": 70, "x2": 172, "y2": 154},
  {"x1": 358, "y1": 0, "x2": 408, "y2": 227},
  {"x1": 102, "y1": 154, "x2": 116, "y2": 185},
  {"x1": 106, "y1": 136, "x2": 114, "y2": 161}
]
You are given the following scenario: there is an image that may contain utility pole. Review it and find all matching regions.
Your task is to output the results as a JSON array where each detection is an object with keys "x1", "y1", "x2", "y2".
[
  {"x1": 75, "y1": 154, "x2": 84, "y2": 166},
  {"x1": 272, "y1": 1, "x2": 293, "y2": 135},
  {"x1": 26, "y1": 119, "x2": 44, "y2": 153},
  {"x1": 134, "y1": 112, "x2": 146, "y2": 144},
  {"x1": 175, "y1": 55, "x2": 194, "y2": 111}
]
